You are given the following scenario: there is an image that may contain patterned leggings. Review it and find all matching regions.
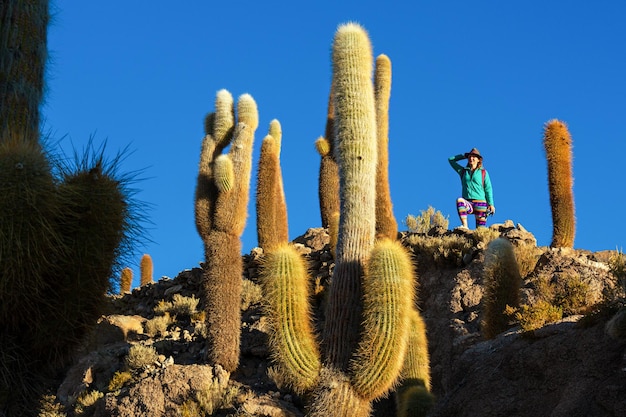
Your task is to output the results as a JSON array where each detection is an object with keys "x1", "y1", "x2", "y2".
[{"x1": 456, "y1": 198, "x2": 488, "y2": 227}]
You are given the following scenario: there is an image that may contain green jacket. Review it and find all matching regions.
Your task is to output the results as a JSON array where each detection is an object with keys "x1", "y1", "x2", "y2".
[{"x1": 448, "y1": 154, "x2": 494, "y2": 206}]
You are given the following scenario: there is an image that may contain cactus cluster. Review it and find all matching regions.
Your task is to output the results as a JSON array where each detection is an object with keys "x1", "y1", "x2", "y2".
[
  {"x1": 194, "y1": 89, "x2": 258, "y2": 372},
  {"x1": 259, "y1": 23, "x2": 432, "y2": 416}
]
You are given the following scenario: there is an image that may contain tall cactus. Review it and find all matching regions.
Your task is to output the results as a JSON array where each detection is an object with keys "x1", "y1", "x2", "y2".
[
  {"x1": 256, "y1": 119, "x2": 289, "y2": 251},
  {"x1": 260, "y1": 23, "x2": 416, "y2": 417},
  {"x1": 482, "y1": 237, "x2": 522, "y2": 339},
  {"x1": 543, "y1": 119, "x2": 575, "y2": 248},
  {"x1": 374, "y1": 54, "x2": 398, "y2": 240},
  {"x1": 195, "y1": 90, "x2": 258, "y2": 371}
]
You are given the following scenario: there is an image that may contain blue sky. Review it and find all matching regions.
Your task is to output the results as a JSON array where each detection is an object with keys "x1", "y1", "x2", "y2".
[{"x1": 44, "y1": 1, "x2": 625, "y2": 286}]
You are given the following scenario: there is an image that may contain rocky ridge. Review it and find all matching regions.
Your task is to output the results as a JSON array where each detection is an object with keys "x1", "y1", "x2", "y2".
[{"x1": 51, "y1": 222, "x2": 626, "y2": 417}]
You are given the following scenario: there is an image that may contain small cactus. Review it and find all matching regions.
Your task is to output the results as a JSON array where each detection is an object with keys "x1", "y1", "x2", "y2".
[
  {"x1": 482, "y1": 237, "x2": 522, "y2": 339},
  {"x1": 140, "y1": 254, "x2": 153, "y2": 286}
]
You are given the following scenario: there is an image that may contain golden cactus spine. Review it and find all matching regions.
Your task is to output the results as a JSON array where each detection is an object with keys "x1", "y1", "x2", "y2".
[
  {"x1": 120, "y1": 267, "x2": 133, "y2": 294},
  {"x1": 482, "y1": 237, "x2": 522, "y2": 339},
  {"x1": 140, "y1": 254, "x2": 153, "y2": 286},
  {"x1": 317, "y1": 88, "x2": 340, "y2": 230},
  {"x1": 543, "y1": 119, "x2": 575, "y2": 248},
  {"x1": 256, "y1": 120, "x2": 288, "y2": 251},
  {"x1": 0, "y1": 0, "x2": 49, "y2": 145},
  {"x1": 374, "y1": 54, "x2": 398, "y2": 240},
  {"x1": 195, "y1": 90, "x2": 258, "y2": 372}
]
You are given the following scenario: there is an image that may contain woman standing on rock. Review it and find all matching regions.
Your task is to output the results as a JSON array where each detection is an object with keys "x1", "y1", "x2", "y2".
[{"x1": 448, "y1": 148, "x2": 495, "y2": 229}]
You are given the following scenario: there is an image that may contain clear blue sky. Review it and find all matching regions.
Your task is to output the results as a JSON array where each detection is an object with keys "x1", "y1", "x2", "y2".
[{"x1": 44, "y1": 1, "x2": 625, "y2": 286}]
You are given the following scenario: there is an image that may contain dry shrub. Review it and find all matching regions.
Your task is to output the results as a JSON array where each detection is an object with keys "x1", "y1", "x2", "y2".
[
  {"x1": 471, "y1": 227, "x2": 500, "y2": 248},
  {"x1": 38, "y1": 394, "x2": 67, "y2": 417},
  {"x1": 241, "y1": 278, "x2": 262, "y2": 310},
  {"x1": 404, "y1": 206, "x2": 449, "y2": 234},
  {"x1": 178, "y1": 379, "x2": 238, "y2": 416},
  {"x1": 74, "y1": 390, "x2": 103, "y2": 415},
  {"x1": 126, "y1": 344, "x2": 158, "y2": 371},
  {"x1": 505, "y1": 301, "x2": 563, "y2": 333},
  {"x1": 107, "y1": 370, "x2": 132, "y2": 392},
  {"x1": 405, "y1": 234, "x2": 473, "y2": 269},
  {"x1": 608, "y1": 249, "x2": 626, "y2": 299},
  {"x1": 511, "y1": 270, "x2": 591, "y2": 332},
  {"x1": 144, "y1": 313, "x2": 172, "y2": 337},
  {"x1": 153, "y1": 294, "x2": 199, "y2": 318},
  {"x1": 552, "y1": 273, "x2": 591, "y2": 315}
]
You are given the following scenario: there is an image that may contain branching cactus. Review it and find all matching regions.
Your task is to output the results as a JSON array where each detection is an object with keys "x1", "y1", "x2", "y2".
[
  {"x1": 256, "y1": 119, "x2": 289, "y2": 251},
  {"x1": 543, "y1": 119, "x2": 575, "y2": 248},
  {"x1": 374, "y1": 54, "x2": 398, "y2": 241},
  {"x1": 482, "y1": 237, "x2": 522, "y2": 339},
  {"x1": 316, "y1": 88, "x2": 340, "y2": 232},
  {"x1": 195, "y1": 90, "x2": 258, "y2": 372},
  {"x1": 260, "y1": 23, "x2": 416, "y2": 417}
]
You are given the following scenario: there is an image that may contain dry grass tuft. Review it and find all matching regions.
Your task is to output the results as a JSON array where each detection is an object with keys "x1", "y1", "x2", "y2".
[
  {"x1": 126, "y1": 344, "x2": 158, "y2": 371},
  {"x1": 404, "y1": 206, "x2": 449, "y2": 234}
]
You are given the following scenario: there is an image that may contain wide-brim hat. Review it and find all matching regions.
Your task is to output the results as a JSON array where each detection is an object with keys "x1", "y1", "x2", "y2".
[{"x1": 465, "y1": 148, "x2": 483, "y2": 159}]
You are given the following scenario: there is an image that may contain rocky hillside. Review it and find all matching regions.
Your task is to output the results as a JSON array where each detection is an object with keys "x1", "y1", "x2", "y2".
[{"x1": 45, "y1": 222, "x2": 626, "y2": 417}]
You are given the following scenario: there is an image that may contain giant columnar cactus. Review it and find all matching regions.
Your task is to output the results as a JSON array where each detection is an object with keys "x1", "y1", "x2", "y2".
[
  {"x1": 195, "y1": 89, "x2": 258, "y2": 372},
  {"x1": 543, "y1": 119, "x2": 575, "y2": 248},
  {"x1": 260, "y1": 23, "x2": 416, "y2": 417},
  {"x1": 256, "y1": 119, "x2": 289, "y2": 251},
  {"x1": 316, "y1": 87, "x2": 340, "y2": 231},
  {"x1": 482, "y1": 237, "x2": 522, "y2": 339},
  {"x1": 0, "y1": 0, "x2": 49, "y2": 145},
  {"x1": 374, "y1": 54, "x2": 398, "y2": 240}
]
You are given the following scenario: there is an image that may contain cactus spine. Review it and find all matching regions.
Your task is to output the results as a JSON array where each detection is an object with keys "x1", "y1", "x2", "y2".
[
  {"x1": 260, "y1": 23, "x2": 415, "y2": 417},
  {"x1": 482, "y1": 237, "x2": 522, "y2": 339},
  {"x1": 195, "y1": 90, "x2": 258, "y2": 371},
  {"x1": 140, "y1": 254, "x2": 153, "y2": 286},
  {"x1": 543, "y1": 119, "x2": 575, "y2": 248},
  {"x1": 374, "y1": 54, "x2": 398, "y2": 240},
  {"x1": 256, "y1": 120, "x2": 289, "y2": 251}
]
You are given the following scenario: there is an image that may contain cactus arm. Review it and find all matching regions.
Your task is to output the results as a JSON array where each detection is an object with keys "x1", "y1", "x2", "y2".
[
  {"x1": 256, "y1": 135, "x2": 281, "y2": 250},
  {"x1": 374, "y1": 54, "x2": 398, "y2": 240},
  {"x1": 317, "y1": 87, "x2": 340, "y2": 230},
  {"x1": 349, "y1": 239, "x2": 415, "y2": 400},
  {"x1": 259, "y1": 243, "x2": 321, "y2": 393}
]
